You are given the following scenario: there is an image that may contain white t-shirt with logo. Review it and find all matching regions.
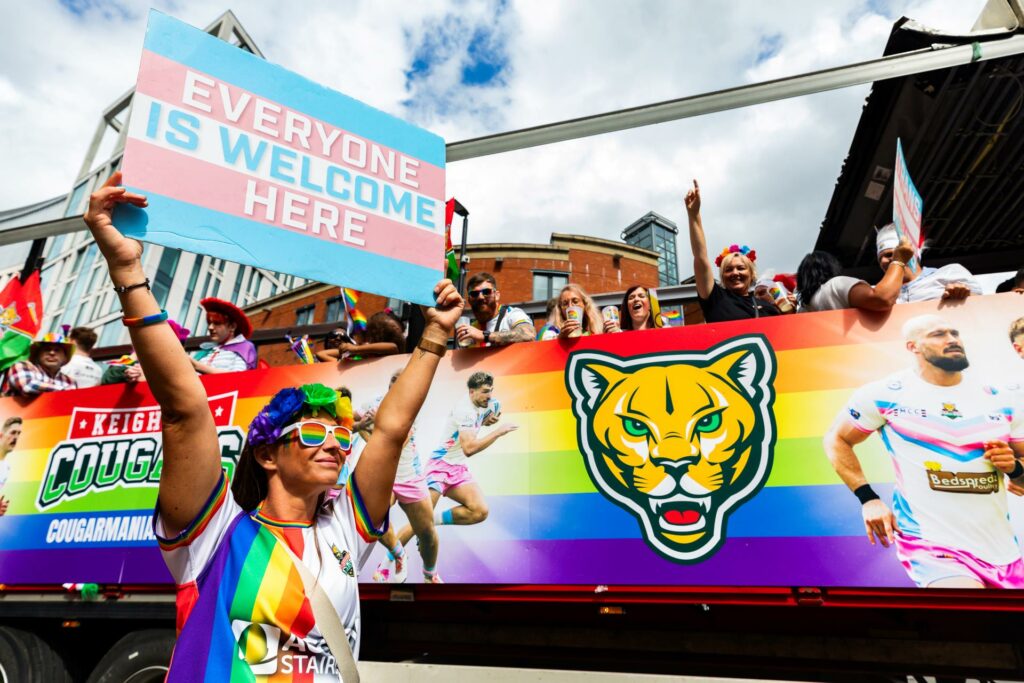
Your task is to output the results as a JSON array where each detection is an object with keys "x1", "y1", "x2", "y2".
[
  {"x1": 430, "y1": 396, "x2": 486, "y2": 467},
  {"x1": 469, "y1": 305, "x2": 533, "y2": 346},
  {"x1": 155, "y1": 472, "x2": 384, "y2": 680},
  {"x1": 0, "y1": 459, "x2": 9, "y2": 491},
  {"x1": 846, "y1": 369, "x2": 1024, "y2": 564},
  {"x1": 63, "y1": 354, "x2": 103, "y2": 388}
]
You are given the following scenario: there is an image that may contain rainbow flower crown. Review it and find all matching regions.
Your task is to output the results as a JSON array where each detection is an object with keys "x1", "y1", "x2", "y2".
[
  {"x1": 715, "y1": 244, "x2": 757, "y2": 267},
  {"x1": 247, "y1": 383, "x2": 353, "y2": 447}
]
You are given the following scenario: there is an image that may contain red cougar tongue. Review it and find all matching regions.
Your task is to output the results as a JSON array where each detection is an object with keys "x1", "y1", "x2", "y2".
[{"x1": 664, "y1": 509, "x2": 700, "y2": 525}]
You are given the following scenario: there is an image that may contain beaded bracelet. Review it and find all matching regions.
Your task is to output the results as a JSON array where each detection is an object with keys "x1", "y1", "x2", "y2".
[{"x1": 122, "y1": 310, "x2": 169, "y2": 328}]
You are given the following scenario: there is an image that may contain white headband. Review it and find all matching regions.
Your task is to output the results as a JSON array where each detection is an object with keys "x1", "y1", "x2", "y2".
[{"x1": 876, "y1": 223, "x2": 899, "y2": 254}]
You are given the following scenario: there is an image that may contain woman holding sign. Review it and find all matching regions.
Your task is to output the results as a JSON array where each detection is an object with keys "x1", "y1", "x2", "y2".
[{"x1": 83, "y1": 172, "x2": 462, "y2": 682}]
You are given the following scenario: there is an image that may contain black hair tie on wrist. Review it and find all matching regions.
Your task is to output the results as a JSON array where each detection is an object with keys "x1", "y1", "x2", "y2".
[
  {"x1": 1010, "y1": 461, "x2": 1024, "y2": 480},
  {"x1": 113, "y1": 278, "x2": 151, "y2": 294}
]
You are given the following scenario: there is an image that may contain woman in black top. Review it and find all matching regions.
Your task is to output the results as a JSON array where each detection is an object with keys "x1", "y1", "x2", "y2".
[{"x1": 685, "y1": 179, "x2": 781, "y2": 323}]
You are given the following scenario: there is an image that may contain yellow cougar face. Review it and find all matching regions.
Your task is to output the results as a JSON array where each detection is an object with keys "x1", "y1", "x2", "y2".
[{"x1": 566, "y1": 336, "x2": 777, "y2": 563}]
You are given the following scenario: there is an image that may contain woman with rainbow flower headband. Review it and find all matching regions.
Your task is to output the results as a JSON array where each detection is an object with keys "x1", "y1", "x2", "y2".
[
  {"x1": 83, "y1": 172, "x2": 463, "y2": 680},
  {"x1": 684, "y1": 179, "x2": 784, "y2": 322}
]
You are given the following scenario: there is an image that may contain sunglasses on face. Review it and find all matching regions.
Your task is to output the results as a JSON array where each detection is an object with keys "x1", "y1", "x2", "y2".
[
  {"x1": 279, "y1": 421, "x2": 353, "y2": 451},
  {"x1": 469, "y1": 288, "x2": 495, "y2": 299}
]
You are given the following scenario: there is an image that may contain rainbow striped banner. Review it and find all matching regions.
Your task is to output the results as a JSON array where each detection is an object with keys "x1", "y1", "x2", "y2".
[
  {"x1": 0, "y1": 294, "x2": 1021, "y2": 588},
  {"x1": 113, "y1": 11, "x2": 445, "y2": 306}
]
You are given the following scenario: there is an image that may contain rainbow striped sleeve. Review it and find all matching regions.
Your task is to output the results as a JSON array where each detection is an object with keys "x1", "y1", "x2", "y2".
[
  {"x1": 346, "y1": 472, "x2": 389, "y2": 542},
  {"x1": 155, "y1": 471, "x2": 230, "y2": 551}
]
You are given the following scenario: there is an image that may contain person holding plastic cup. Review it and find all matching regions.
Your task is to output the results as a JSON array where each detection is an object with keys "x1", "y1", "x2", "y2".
[
  {"x1": 753, "y1": 270, "x2": 796, "y2": 314},
  {"x1": 541, "y1": 284, "x2": 603, "y2": 340}
]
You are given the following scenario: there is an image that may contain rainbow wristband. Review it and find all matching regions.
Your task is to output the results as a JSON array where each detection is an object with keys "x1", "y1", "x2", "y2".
[{"x1": 122, "y1": 310, "x2": 169, "y2": 328}]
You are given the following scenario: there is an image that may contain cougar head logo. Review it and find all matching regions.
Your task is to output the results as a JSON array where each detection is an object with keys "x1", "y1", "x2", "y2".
[{"x1": 566, "y1": 336, "x2": 777, "y2": 563}]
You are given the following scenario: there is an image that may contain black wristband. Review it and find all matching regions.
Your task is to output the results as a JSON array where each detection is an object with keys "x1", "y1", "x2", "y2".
[
  {"x1": 1010, "y1": 461, "x2": 1024, "y2": 479},
  {"x1": 854, "y1": 484, "x2": 880, "y2": 505},
  {"x1": 113, "y1": 278, "x2": 151, "y2": 294}
]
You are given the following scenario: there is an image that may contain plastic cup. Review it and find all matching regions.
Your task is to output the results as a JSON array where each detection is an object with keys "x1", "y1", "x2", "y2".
[
  {"x1": 601, "y1": 306, "x2": 620, "y2": 324},
  {"x1": 456, "y1": 316, "x2": 473, "y2": 347},
  {"x1": 566, "y1": 305, "x2": 584, "y2": 337},
  {"x1": 767, "y1": 282, "x2": 794, "y2": 313}
]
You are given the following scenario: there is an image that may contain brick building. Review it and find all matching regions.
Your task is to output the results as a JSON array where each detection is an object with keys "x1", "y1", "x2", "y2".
[{"x1": 245, "y1": 232, "x2": 660, "y2": 367}]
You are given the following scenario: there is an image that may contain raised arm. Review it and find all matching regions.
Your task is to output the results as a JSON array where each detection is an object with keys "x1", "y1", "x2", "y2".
[
  {"x1": 84, "y1": 172, "x2": 222, "y2": 536},
  {"x1": 823, "y1": 416, "x2": 897, "y2": 547},
  {"x1": 353, "y1": 281, "x2": 462, "y2": 525},
  {"x1": 848, "y1": 238, "x2": 915, "y2": 311},
  {"x1": 684, "y1": 180, "x2": 715, "y2": 299}
]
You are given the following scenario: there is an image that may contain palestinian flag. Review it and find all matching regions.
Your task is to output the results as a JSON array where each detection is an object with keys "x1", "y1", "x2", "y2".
[
  {"x1": 444, "y1": 198, "x2": 459, "y2": 283},
  {"x1": 0, "y1": 271, "x2": 43, "y2": 372}
]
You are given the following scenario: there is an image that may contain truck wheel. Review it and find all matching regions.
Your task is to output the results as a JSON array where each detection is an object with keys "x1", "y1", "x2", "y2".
[
  {"x1": 86, "y1": 629, "x2": 175, "y2": 683},
  {"x1": 0, "y1": 626, "x2": 72, "y2": 682}
]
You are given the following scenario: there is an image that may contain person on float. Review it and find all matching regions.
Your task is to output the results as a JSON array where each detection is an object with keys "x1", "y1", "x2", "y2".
[
  {"x1": 540, "y1": 284, "x2": 605, "y2": 340},
  {"x1": 683, "y1": 179, "x2": 784, "y2": 322},
  {"x1": 618, "y1": 286, "x2": 656, "y2": 331},
  {"x1": 796, "y1": 237, "x2": 916, "y2": 312},
  {"x1": 874, "y1": 223, "x2": 982, "y2": 303},
  {"x1": 83, "y1": 172, "x2": 463, "y2": 679},
  {"x1": 190, "y1": 298, "x2": 257, "y2": 373},
  {"x1": 2, "y1": 332, "x2": 77, "y2": 397},
  {"x1": 455, "y1": 273, "x2": 535, "y2": 347}
]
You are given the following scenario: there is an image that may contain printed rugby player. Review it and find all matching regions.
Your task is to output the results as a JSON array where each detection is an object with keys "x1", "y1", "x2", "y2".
[
  {"x1": 824, "y1": 314, "x2": 1024, "y2": 588},
  {"x1": 395, "y1": 372, "x2": 517, "y2": 557}
]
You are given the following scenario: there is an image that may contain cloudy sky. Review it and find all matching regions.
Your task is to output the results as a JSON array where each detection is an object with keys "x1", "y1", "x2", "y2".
[{"x1": 0, "y1": 0, "x2": 987, "y2": 279}]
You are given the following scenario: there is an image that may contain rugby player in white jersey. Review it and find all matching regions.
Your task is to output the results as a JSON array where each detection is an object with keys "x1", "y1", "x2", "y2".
[
  {"x1": 0, "y1": 417, "x2": 20, "y2": 517},
  {"x1": 395, "y1": 372, "x2": 517, "y2": 559},
  {"x1": 824, "y1": 314, "x2": 1024, "y2": 588},
  {"x1": 362, "y1": 370, "x2": 440, "y2": 583}
]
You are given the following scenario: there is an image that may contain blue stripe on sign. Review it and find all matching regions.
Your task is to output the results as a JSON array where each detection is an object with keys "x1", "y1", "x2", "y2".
[
  {"x1": 113, "y1": 191, "x2": 442, "y2": 307},
  {"x1": 428, "y1": 484, "x2": 898, "y2": 543},
  {"x1": 0, "y1": 510, "x2": 158, "y2": 550},
  {"x1": 143, "y1": 10, "x2": 446, "y2": 169}
]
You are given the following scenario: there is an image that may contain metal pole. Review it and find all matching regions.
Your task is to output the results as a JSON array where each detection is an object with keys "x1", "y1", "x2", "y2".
[
  {"x1": 445, "y1": 35, "x2": 1024, "y2": 162},
  {"x1": 19, "y1": 239, "x2": 46, "y2": 283},
  {"x1": 452, "y1": 200, "x2": 470, "y2": 294}
]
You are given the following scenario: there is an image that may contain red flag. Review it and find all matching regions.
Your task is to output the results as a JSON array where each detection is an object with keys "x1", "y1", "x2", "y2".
[{"x1": 0, "y1": 271, "x2": 43, "y2": 372}]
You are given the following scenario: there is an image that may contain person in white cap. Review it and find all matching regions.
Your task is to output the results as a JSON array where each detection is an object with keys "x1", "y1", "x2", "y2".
[{"x1": 875, "y1": 223, "x2": 981, "y2": 303}]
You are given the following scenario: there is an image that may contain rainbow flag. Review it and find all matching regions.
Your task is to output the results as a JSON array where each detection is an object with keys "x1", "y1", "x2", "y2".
[
  {"x1": 661, "y1": 308, "x2": 682, "y2": 326},
  {"x1": 342, "y1": 288, "x2": 366, "y2": 333}
]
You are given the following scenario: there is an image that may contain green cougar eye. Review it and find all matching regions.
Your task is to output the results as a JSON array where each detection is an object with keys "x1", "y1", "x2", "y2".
[
  {"x1": 622, "y1": 417, "x2": 649, "y2": 437},
  {"x1": 695, "y1": 411, "x2": 723, "y2": 434}
]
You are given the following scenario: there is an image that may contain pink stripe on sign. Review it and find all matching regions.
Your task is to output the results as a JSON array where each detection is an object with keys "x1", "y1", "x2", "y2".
[
  {"x1": 134, "y1": 49, "x2": 444, "y2": 199},
  {"x1": 125, "y1": 138, "x2": 443, "y2": 271}
]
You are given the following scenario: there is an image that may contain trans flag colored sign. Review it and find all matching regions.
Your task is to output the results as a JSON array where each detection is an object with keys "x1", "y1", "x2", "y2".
[
  {"x1": 1, "y1": 294, "x2": 1023, "y2": 590},
  {"x1": 114, "y1": 11, "x2": 446, "y2": 306}
]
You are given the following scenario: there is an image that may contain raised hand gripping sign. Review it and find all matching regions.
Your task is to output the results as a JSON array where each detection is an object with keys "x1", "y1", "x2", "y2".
[{"x1": 114, "y1": 11, "x2": 446, "y2": 306}]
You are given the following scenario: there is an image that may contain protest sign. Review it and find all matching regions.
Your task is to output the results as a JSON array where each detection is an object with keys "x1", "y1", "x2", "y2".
[
  {"x1": 893, "y1": 138, "x2": 924, "y2": 250},
  {"x1": 114, "y1": 11, "x2": 446, "y2": 306}
]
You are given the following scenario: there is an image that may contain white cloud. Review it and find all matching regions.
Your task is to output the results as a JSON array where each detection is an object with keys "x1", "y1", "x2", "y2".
[{"x1": 0, "y1": 0, "x2": 989, "y2": 282}]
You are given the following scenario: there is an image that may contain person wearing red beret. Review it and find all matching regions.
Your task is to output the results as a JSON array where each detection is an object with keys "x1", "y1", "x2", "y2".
[{"x1": 190, "y1": 298, "x2": 257, "y2": 373}]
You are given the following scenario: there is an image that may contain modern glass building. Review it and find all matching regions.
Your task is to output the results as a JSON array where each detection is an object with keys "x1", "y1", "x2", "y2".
[
  {"x1": 621, "y1": 211, "x2": 679, "y2": 287},
  {"x1": 0, "y1": 12, "x2": 306, "y2": 347}
]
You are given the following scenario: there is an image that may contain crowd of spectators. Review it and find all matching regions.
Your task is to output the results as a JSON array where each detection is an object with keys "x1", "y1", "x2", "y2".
[{"x1": 1, "y1": 175, "x2": 1017, "y2": 399}]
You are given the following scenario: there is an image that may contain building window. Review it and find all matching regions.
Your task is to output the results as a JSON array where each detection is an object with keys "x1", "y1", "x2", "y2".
[
  {"x1": 178, "y1": 255, "x2": 205, "y2": 325},
  {"x1": 64, "y1": 180, "x2": 90, "y2": 218},
  {"x1": 295, "y1": 305, "x2": 315, "y2": 327},
  {"x1": 325, "y1": 296, "x2": 344, "y2": 322},
  {"x1": 532, "y1": 271, "x2": 568, "y2": 301},
  {"x1": 151, "y1": 247, "x2": 181, "y2": 307}
]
